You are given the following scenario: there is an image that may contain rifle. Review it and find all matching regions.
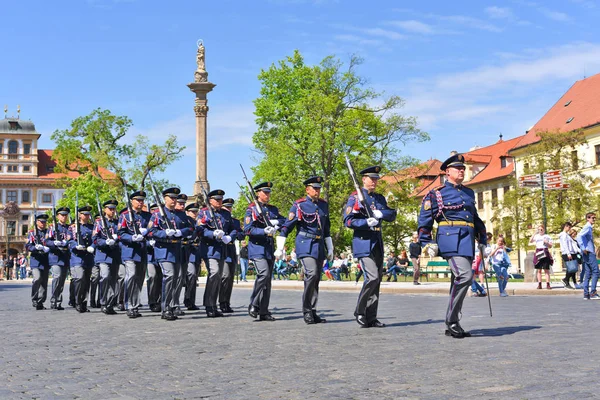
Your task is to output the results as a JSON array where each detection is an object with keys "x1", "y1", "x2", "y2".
[
  {"x1": 52, "y1": 201, "x2": 59, "y2": 241},
  {"x1": 240, "y1": 164, "x2": 273, "y2": 228},
  {"x1": 344, "y1": 154, "x2": 373, "y2": 219},
  {"x1": 479, "y1": 245, "x2": 493, "y2": 317},
  {"x1": 197, "y1": 178, "x2": 223, "y2": 230},
  {"x1": 236, "y1": 182, "x2": 253, "y2": 204},
  {"x1": 148, "y1": 174, "x2": 173, "y2": 230},
  {"x1": 95, "y1": 192, "x2": 111, "y2": 237},
  {"x1": 75, "y1": 192, "x2": 82, "y2": 245},
  {"x1": 123, "y1": 184, "x2": 141, "y2": 235},
  {"x1": 32, "y1": 204, "x2": 39, "y2": 245}
]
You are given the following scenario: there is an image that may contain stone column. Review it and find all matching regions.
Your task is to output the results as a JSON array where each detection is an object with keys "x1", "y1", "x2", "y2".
[{"x1": 187, "y1": 41, "x2": 216, "y2": 195}]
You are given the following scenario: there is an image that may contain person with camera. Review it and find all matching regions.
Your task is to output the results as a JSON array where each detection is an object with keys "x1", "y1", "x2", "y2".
[{"x1": 530, "y1": 224, "x2": 553, "y2": 290}]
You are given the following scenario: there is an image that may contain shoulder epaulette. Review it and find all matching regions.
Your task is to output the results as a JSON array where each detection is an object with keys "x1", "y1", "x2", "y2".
[
  {"x1": 248, "y1": 202, "x2": 256, "y2": 207},
  {"x1": 432, "y1": 185, "x2": 444, "y2": 191},
  {"x1": 295, "y1": 198, "x2": 307, "y2": 204},
  {"x1": 351, "y1": 191, "x2": 357, "y2": 195},
  {"x1": 121, "y1": 210, "x2": 129, "y2": 215}
]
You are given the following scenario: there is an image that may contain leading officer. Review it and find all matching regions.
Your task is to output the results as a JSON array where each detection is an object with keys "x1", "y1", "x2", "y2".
[{"x1": 417, "y1": 154, "x2": 487, "y2": 339}]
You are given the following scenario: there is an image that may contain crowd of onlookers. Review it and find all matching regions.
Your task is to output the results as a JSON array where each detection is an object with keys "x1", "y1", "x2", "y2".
[{"x1": 0, "y1": 254, "x2": 30, "y2": 281}]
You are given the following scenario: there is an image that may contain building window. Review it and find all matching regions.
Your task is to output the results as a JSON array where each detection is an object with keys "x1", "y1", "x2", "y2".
[
  {"x1": 23, "y1": 143, "x2": 31, "y2": 155},
  {"x1": 0, "y1": 165, "x2": 3, "y2": 172},
  {"x1": 504, "y1": 186, "x2": 510, "y2": 196},
  {"x1": 6, "y1": 221, "x2": 16, "y2": 235},
  {"x1": 477, "y1": 192, "x2": 484, "y2": 210},
  {"x1": 23, "y1": 165, "x2": 30, "y2": 172},
  {"x1": 42, "y1": 193, "x2": 52, "y2": 203},
  {"x1": 8, "y1": 140, "x2": 18, "y2": 154},
  {"x1": 596, "y1": 145, "x2": 600, "y2": 165},
  {"x1": 491, "y1": 189, "x2": 498, "y2": 207},
  {"x1": 22, "y1": 191, "x2": 30, "y2": 203},
  {"x1": 572, "y1": 150, "x2": 578, "y2": 170},
  {"x1": 22, "y1": 214, "x2": 29, "y2": 221},
  {"x1": 46, "y1": 165, "x2": 54, "y2": 173},
  {"x1": 7, "y1": 165, "x2": 17, "y2": 172},
  {"x1": 7, "y1": 190, "x2": 17, "y2": 202},
  {"x1": 21, "y1": 224, "x2": 28, "y2": 236},
  {"x1": 500, "y1": 157, "x2": 507, "y2": 168},
  {"x1": 0, "y1": 143, "x2": 3, "y2": 153}
]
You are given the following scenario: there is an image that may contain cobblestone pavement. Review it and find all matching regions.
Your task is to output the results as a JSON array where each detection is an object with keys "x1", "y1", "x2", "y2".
[{"x1": 0, "y1": 281, "x2": 598, "y2": 399}]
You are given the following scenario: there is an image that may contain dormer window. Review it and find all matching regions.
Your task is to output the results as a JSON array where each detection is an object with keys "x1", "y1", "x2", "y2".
[{"x1": 8, "y1": 121, "x2": 18, "y2": 130}]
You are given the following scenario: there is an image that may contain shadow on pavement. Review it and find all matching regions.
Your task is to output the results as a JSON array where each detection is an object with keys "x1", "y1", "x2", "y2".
[
  {"x1": 470, "y1": 325, "x2": 542, "y2": 337},
  {"x1": 386, "y1": 319, "x2": 445, "y2": 327}
]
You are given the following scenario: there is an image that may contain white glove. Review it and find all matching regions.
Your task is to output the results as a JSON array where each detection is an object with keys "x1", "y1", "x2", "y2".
[
  {"x1": 86, "y1": 246, "x2": 95, "y2": 253},
  {"x1": 76, "y1": 245, "x2": 86, "y2": 251},
  {"x1": 35, "y1": 244, "x2": 44, "y2": 251},
  {"x1": 149, "y1": 239, "x2": 156, "y2": 247},
  {"x1": 106, "y1": 239, "x2": 116, "y2": 246},
  {"x1": 426, "y1": 243, "x2": 439, "y2": 257},
  {"x1": 61, "y1": 240, "x2": 68, "y2": 246},
  {"x1": 274, "y1": 236, "x2": 286, "y2": 258},
  {"x1": 428, "y1": 247, "x2": 436, "y2": 257},
  {"x1": 112, "y1": 234, "x2": 118, "y2": 240},
  {"x1": 165, "y1": 229, "x2": 176, "y2": 237},
  {"x1": 174, "y1": 229, "x2": 182, "y2": 237},
  {"x1": 366, "y1": 218, "x2": 379, "y2": 227},
  {"x1": 53, "y1": 240, "x2": 62, "y2": 247},
  {"x1": 325, "y1": 237, "x2": 334, "y2": 262},
  {"x1": 264, "y1": 226, "x2": 276, "y2": 235},
  {"x1": 222, "y1": 235, "x2": 232, "y2": 244},
  {"x1": 139, "y1": 228, "x2": 148, "y2": 236},
  {"x1": 269, "y1": 219, "x2": 280, "y2": 226},
  {"x1": 132, "y1": 234, "x2": 144, "y2": 242},
  {"x1": 372, "y1": 210, "x2": 383, "y2": 219},
  {"x1": 213, "y1": 229, "x2": 225, "y2": 240},
  {"x1": 43, "y1": 246, "x2": 50, "y2": 253}
]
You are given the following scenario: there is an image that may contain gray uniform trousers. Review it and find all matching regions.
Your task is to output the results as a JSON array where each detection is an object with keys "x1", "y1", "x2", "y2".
[
  {"x1": 89, "y1": 265, "x2": 100, "y2": 305},
  {"x1": 116, "y1": 263, "x2": 125, "y2": 305},
  {"x1": 219, "y1": 260, "x2": 235, "y2": 308},
  {"x1": 446, "y1": 256, "x2": 473, "y2": 324},
  {"x1": 299, "y1": 257, "x2": 323, "y2": 313},
  {"x1": 159, "y1": 261, "x2": 179, "y2": 310},
  {"x1": 203, "y1": 258, "x2": 223, "y2": 308},
  {"x1": 98, "y1": 261, "x2": 119, "y2": 307},
  {"x1": 174, "y1": 253, "x2": 189, "y2": 307},
  {"x1": 31, "y1": 268, "x2": 49, "y2": 306},
  {"x1": 185, "y1": 261, "x2": 199, "y2": 307},
  {"x1": 71, "y1": 266, "x2": 92, "y2": 306},
  {"x1": 50, "y1": 264, "x2": 68, "y2": 307},
  {"x1": 249, "y1": 258, "x2": 274, "y2": 315},
  {"x1": 147, "y1": 262, "x2": 162, "y2": 307},
  {"x1": 355, "y1": 244, "x2": 384, "y2": 323},
  {"x1": 124, "y1": 260, "x2": 146, "y2": 310}
]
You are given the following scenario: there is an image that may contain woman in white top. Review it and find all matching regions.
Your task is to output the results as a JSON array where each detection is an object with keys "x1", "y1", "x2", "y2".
[{"x1": 530, "y1": 224, "x2": 553, "y2": 289}]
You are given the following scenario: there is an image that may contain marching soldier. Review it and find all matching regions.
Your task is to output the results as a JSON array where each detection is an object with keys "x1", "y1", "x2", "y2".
[
  {"x1": 244, "y1": 182, "x2": 286, "y2": 321},
  {"x1": 277, "y1": 176, "x2": 333, "y2": 324},
  {"x1": 26, "y1": 214, "x2": 51, "y2": 310},
  {"x1": 343, "y1": 166, "x2": 397, "y2": 328},
  {"x1": 46, "y1": 207, "x2": 71, "y2": 310},
  {"x1": 219, "y1": 198, "x2": 245, "y2": 314},
  {"x1": 68, "y1": 206, "x2": 96, "y2": 313},
  {"x1": 146, "y1": 203, "x2": 162, "y2": 312},
  {"x1": 115, "y1": 207, "x2": 128, "y2": 311},
  {"x1": 418, "y1": 154, "x2": 487, "y2": 338},
  {"x1": 148, "y1": 187, "x2": 196, "y2": 321},
  {"x1": 93, "y1": 200, "x2": 121, "y2": 315},
  {"x1": 184, "y1": 202, "x2": 202, "y2": 311},
  {"x1": 118, "y1": 190, "x2": 152, "y2": 318},
  {"x1": 199, "y1": 189, "x2": 236, "y2": 318},
  {"x1": 89, "y1": 217, "x2": 101, "y2": 309},
  {"x1": 173, "y1": 193, "x2": 191, "y2": 316}
]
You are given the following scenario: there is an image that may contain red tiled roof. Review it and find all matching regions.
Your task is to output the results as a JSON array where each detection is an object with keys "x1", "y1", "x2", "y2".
[
  {"x1": 513, "y1": 73, "x2": 600, "y2": 150},
  {"x1": 37, "y1": 150, "x2": 115, "y2": 179},
  {"x1": 382, "y1": 159, "x2": 443, "y2": 198},
  {"x1": 464, "y1": 135, "x2": 524, "y2": 186}
]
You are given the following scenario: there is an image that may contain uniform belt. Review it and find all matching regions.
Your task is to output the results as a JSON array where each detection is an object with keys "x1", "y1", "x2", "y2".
[
  {"x1": 298, "y1": 231, "x2": 322, "y2": 239},
  {"x1": 438, "y1": 221, "x2": 474, "y2": 228},
  {"x1": 156, "y1": 239, "x2": 180, "y2": 244}
]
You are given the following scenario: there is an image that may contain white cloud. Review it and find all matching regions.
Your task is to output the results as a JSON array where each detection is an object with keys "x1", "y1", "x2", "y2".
[
  {"x1": 361, "y1": 27, "x2": 406, "y2": 40},
  {"x1": 428, "y1": 14, "x2": 503, "y2": 32},
  {"x1": 387, "y1": 20, "x2": 435, "y2": 34},
  {"x1": 334, "y1": 34, "x2": 383, "y2": 46},
  {"x1": 485, "y1": 6, "x2": 514, "y2": 19},
  {"x1": 538, "y1": 8, "x2": 572, "y2": 22}
]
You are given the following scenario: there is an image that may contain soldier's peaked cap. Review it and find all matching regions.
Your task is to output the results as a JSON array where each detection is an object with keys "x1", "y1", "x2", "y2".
[
  {"x1": 440, "y1": 154, "x2": 466, "y2": 171},
  {"x1": 222, "y1": 198, "x2": 235, "y2": 207},
  {"x1": 130, "y1": 191, "x2": 147, "y2": 200},
  {"x1": 177, "y1": 193, "x2": 188, "y2": 203},
  {"x1": 185, "y1": 202, "x2": 200, "y2": 211},
  {"x1": 208, "y1": 189, "x2": 225, "y2": 199},
  {"x1": 103, "y1": 199, "x2": 118, "y2": 208},
  {"x1": 149, "y1": 203, "x2": 158, "y2": 210},
  {"x1": 162, "y1": 187, "x2": 181, "y2": 197},
  {"x1": 56, "y1": 207, "x2": 70, "y2": 215},
  {"x1": 36, "y1": 214, "x2": 49, "y2": 221},
  {"x1": 253, "y1": 182, "x2": 273, "y2": 192},
  {"x1": 303, "y1": 176, "x2": 323, "y2": 188},
  {"x1": 78, "y1": 205, "x2": 93, "y2": 214},
  {"x1": 359, "y1": 166, "x2": 381, "y2": 179}
]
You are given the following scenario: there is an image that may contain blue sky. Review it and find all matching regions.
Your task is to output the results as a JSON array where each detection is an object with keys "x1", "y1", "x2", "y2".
[{"x1": 3, "y1": 0, "x2": 600, "y2": 198}]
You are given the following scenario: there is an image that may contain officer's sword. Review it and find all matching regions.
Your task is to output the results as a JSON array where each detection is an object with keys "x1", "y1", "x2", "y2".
[{"x1": 479, "y1": 246, "x2": 493, "y2": 317}]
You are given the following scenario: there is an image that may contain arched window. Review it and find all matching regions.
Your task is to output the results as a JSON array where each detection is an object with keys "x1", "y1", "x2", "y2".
[{"x1": 8, "y1": 141, "x2": 18, "y2": 154}]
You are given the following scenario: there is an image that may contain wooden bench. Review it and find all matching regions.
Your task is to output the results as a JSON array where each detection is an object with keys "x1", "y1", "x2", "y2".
[{"x1": 422, "y1": 260, "x2": 451, "y2": 281}]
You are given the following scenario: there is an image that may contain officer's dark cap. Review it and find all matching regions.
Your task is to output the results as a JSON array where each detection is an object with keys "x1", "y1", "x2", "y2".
[
  {"x1": 130, "y1": 191, "x2": 147, "y2": 200},
  {"x1": 185, "y1": 202, "x2": 200, "y2": 212},
  {"x1": 303, "y1": 176, "x2": 323, "y2": 189},
  {"x1": 149, "y1": 203, "x2": 159, "y2": 211},
  {"x1": 78, "y1": 205, "x2": 93, "y2": 214},
  {"x1": 177, "y1": 193, "x2": 188, "y2": 203},
  {"x1": 222, "y1": 198, "x2": 235, "y2": 208},
  {"x1": 94, "y1": 214, "x2": 100, "y2": 220},
  {"x1": 36, "y1": 214, "x2": 49, "y2": 221},
  {"x1": 118, "y1": 207, "x2": 128, "y2": 215},
  {"x1": 56, "y1": 207, "x2": 70, "y2": 215},
  {"x1": 440, "y1": 154, "x2": 466, "y2": 171},
  {"x1": 359, "y1": 166, "x2": 381, "y2": 179},
  {"x1": 208, "y1": 189, "x2": 225, "y2": 200},
  {"x1": 253, "y1": 182, "x2": 273, "y2": 193},
  {"x1": 103, "y1": 199, "x2": 118, "y2": 208},
  {"x1": 162, "y1": 187, "x2": 181, "y2": 198}
]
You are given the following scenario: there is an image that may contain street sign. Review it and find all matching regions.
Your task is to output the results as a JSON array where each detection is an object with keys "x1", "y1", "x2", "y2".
[
  {"x1": 544, "y1": 176, "x2": 562, "y2": 184},
  {"x1": 545, "y1": 182, "x2": 567, "y2": 189},
  {"x1": 543, "y1": 170, "x2": 561, "y2": 177},
  {"x1": 519, "y1": 174, "x2": 541, "y2": 182},
  {"x1": 519, "y1": 181, "x2": 541, "y2": 188}
]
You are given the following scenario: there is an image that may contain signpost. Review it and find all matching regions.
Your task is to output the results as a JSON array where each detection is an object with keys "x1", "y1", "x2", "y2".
[{"x1": 518, "y1": 169, "x2": 568, "y2": 231}]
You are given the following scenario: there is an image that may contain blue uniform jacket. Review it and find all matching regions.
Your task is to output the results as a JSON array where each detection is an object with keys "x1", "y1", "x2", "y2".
[
  {"x1": 148, "y1": 208, "x2": 196, "y2": 263},
  {"x1": 343, "y1": 189, "x2": 397, "y2": 258},
  {"x1": 180, "y1": 214, "x2": 198, "y2": 264},
  {"x1": 280, "y1": 196, "x2": 331, "y2": 259},
  {"x1": 118, "y1": 210, "x2": 151, "y2": 262},
  {"x1": 25, "y1": 229, "x2": 50, "y2": 269},
  {"x1": 46, "y1": 223, "x2": 71, "y2": 267},
  {"x1": 417, "y1": 181, "x2": 486, "y2": 258},
  {"x1": 93, "y1": 217, "x2": 121, "y2": 264},
  {"x1": 225, "y1": 217, "x2": 244, "y2": 264},
  {"x1": 68, "y1": 223, "x2": 95, "y2": 267},
  {"x1": 243, "y1": 202, "x2": 285, "y2": 261},
  {"x1": 200, "y1": 207, "x2": 236, "y2": 261}
]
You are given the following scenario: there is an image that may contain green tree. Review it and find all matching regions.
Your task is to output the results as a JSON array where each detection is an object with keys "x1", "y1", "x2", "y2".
[
  {"x1": 378, "y1": 179, "x2": 421, "y2": 254},
  {"x1": 250, "y1": 50, "x2": 428, "y2": 248}
]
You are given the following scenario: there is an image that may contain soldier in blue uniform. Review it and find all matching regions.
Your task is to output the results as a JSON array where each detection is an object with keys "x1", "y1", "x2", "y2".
[
  {"x1": 148, "y1": 187, "x2": 197, "y2": 321},
  {"x1": 219, "y1": 198, "x2": 245, "y2": 314},
  {"x1": 115, "y1": 207, "x2": 127, "y2": 311},
  {"x1": 25, "y1": 214, "x2": 51, "y2": 310},
  {"x1": 173, "y1": 193, "x2": 192, "y2": 316},
  {"x1": 343, "y1": 166, "x2": 397, "y2": 328},
  {"x1": 244, "y1": 182, "x2": 286, "y2": 321},
  {"x1": 119, "y1": 191, "x2": 152, "y2": 318},
  {"x1": 417, "y1": 154, "x2": 487, "y2": 339},
  {"x1": 93, "y1": 199, "x2": 121, "y2": 315},
  {"x1": 68, "y1": 205, "x2": 96, "y2": 313},
  {"x1": 277, "y1": 176, "x2": 333, "y2": 324},
  {"x1": 199, "y1": 189, "x2": 236, "y2": 318},
  {"x1": 46, "y1": 207, "x2": 71, "y2": 310},
  {"x1": 146, "y1": 203, "x2": 162, "y2": 312},
  {"x1": 184, "y1": 202, "x2": 202, "y2": 311}
]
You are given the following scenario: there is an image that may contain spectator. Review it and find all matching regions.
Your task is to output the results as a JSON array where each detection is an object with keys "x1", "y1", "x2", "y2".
[
  {"x1": 6, "y1": 257, "x2": 14, "y2": 280},
  {"x1": 322, "y1": 259, "x2": 334, "y2": 281},
  {"x1": 339, "y1": 253, "x2": 350, "y2": 280},
  {"x1": 559, "y1": 222, "x2": 576, "y2": 289},
  {"x1": 18, "y1": 254, "x2": 27, "y2": 280},
  {"x1": 409, "y1": 233, "x2": 422, "y2": 285},
  {"x1": 562, "y1": 227, "x2": 581, "y2": 290},
  {"x1": 330, "y1": 256, "x2": 342, "y2": 281},
  {"x1": 490, "y1": 236, "x2": 510, "y2": 297},
  {"x1": 275, "y1": 256, "x2": 288, "y2": 280},
  {"x1": 530, "y1": 224, "x2": 553, "y2": 290},
  {"x1": 569, "y1": 229, "x2": 583, "y2": 289},
  {"x1": 239, "y1": 240, "x2": 249, "y2": 282},
  {"x1": 470, "y1": 248, "x2": 487, "y2": 297},
  {"x1": 354, "y1": 260, "x2": 363, "y2": 285},
  {"x1": 577, "y1": 212, "x2": 600, "y2": 300},
  {"x1": 387, "y1": 251, "x2": 407, "y2": 282},
  {"x1": 0, "y1": 256, "x2": 4, "y2": 280}
]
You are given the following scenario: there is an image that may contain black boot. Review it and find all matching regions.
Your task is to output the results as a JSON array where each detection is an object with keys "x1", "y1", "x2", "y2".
[{"x1": 445, "y1": 322, "x2": 471, "y2": 338}]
